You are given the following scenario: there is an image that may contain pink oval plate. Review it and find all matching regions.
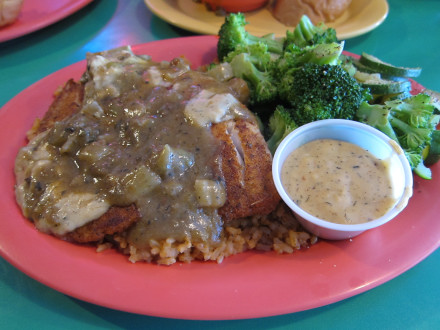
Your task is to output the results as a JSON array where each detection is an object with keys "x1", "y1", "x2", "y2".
[
  {"x1": 0, "y1": 0, "x2": 94, "y2": 43},
  {"x1": 0, "y1": 36, "x2": 438, "y2": 320}
]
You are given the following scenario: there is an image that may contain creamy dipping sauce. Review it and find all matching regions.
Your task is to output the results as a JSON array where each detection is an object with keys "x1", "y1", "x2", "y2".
[{"x1": 281, "y1": 139, "x2": 397, "y2": 224}]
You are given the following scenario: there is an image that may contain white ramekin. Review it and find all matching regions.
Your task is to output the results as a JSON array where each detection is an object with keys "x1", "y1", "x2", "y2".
[{"x1": 272, "y1": 119, "x2": 413, "y2": 240}]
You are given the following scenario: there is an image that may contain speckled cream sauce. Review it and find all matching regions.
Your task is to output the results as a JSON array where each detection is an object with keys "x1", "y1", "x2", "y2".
[{"x1": 281, "y1": 139, "x2": 397, "y2": 224}]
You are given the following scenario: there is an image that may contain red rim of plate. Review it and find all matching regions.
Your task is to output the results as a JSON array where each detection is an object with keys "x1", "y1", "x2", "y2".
[{"x1": 0, "y1": 0, "x2": 94, "y2": 43}]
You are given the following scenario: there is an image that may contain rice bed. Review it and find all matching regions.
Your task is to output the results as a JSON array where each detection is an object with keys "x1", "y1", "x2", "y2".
[{"x1": 101, "y1": 203, "x2": 317, "y2": 265}]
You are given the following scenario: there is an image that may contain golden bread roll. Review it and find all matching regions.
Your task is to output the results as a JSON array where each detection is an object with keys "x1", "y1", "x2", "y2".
[
  {"x1": 0, "y1": 0, "x2": 24, "y2": 27},
  {"x1": 272, "y1": 0, "x2": 351, "y2": 26}
]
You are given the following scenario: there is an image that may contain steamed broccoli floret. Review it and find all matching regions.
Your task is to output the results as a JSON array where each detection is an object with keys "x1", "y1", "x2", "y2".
[
  {"x1": 276, "y1": 41, "x2": 344, "y2": 73},
  {"x1": 425, "y1": 129, "x2": 440, "y2": 165},
  {"x1": 390, "y1": 116, "x2": 434, "y2": 151},
  {"x1": 217, "y1": 13, "x2": 284, "y2": 61},
  {"x1": 285, "y1": 15, "x2": 338, "y2": 48},
  {"x1": 216, "y1": 13, "x2": 347, "y2": 110},
  {"x1": 356, "y1": 102, "x2": 398, "y2": 141},
  {"x1": 356, "y1": 93, "x2": 440, "y2": 178},
  {"x1": 387, "y1": 94, "x2": 439, "y2": 129},
  {"x1": 404, "y1": 150, "x2": 423, "y2": 170},
  {"x1": 229, "y1": 53, "x2": 278, "y2": 105},
  {"x1": 224, "y1": 42, "x2": 272, "y2": 71},
  {"x1": 271, "y1": 41, "x2": 344, "y2": 84},
  {"x1": 266, "y1": 106, "x2": 298, "y2": 155},
  {"x1": 340, "y1": 54, "x2": 358, "y2": 77},
  {"x1": 279, "y1": 63, "x2": 370, "y2": 126},
  {"x1": 225, "y1": 42, "x2": 278, "y2": 105}
]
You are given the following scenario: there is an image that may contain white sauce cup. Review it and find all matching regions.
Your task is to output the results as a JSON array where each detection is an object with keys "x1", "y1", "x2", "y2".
[{"x1": 272, "y1": 119, "x2": 414, "y2": 240}]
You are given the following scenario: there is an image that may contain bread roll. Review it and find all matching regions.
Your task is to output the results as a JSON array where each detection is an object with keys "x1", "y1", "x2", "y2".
[
  {"x1": 272, "y1": 0, "x2": 351, "y2": 26},
  {"x1": 0, "y1": 0, "x2": 24, "y2": 27}
]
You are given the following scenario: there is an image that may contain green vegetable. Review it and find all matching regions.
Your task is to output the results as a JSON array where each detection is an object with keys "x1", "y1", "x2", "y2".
[
  {"x1": 215, "y1": 13, "x2": 440, "y2": 178},
  {"x1": 359, "y1": 52, "x2": 422, "y2": 78},
  {"x1": 379, "y1": 91, "x2": 413, "y2": 103},
  {"x1": 216, "y1": 13, "x2": 350, "y2": 109},
  {"x1": 414, "y1": 161, "x2": 432, "y2": 180},
  {"x1": 356, "y1": 93, "x2": 440, "y2": 179},
  {"x1": 216, "y1": 13, "x2": 345, "y2": 108},
  {"x1": 217, "y1": 13, "x2": 284, "y2": 62},
  {"x1": 351, "y1": 55, "x2": 419, "y2": 102},
  {"x1": 354, "y1": 70, "x2": 412, "y2": 95},
  {"x1": 355, "y1": 102, "x2": 398, "y2": 140},
  {"x1": 423, "y1": 89, "x2": 440, "y2": 113},
  {"x1": 279, "y1": 63, "x2": 371, "y2": 126},
  {"x1": 266, "y1": 106, "x2": 298, "y2": 155},
  {"x1": 225, "y1": 42, "x2": 278, "y2": 105},
  {"x1": 229, "y1": 52, "x2": 278, "y2": 105},
  {"x1": 424, "y1": 130, "x2": 440, "y2": 165},
  {"x1": 276, "y1": 41, "x2": 344, "y2": 70},
  {"x1": 284, "y1": 15, "x2": 338, "y2": 48},
  {"x1": 340, "y1": 54, "x2": 357, "y2": 77}
]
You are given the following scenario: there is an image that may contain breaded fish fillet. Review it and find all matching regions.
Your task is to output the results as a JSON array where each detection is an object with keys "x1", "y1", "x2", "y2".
[
  {"x1": 212, "y1": 119, "x2": 280, "y2": 220},
  {"x1": 23, "y1": 78, "x2": 279, "y2": 243},
  {"x1": 27, "y1": 79, "x2": 84, "y2": 140},
  {"x1": 65, "y1": 204, "x2": 140, "y2": 243},
  {"x1": 26, "y1": 80, "x2": 142, "y2": 243}
]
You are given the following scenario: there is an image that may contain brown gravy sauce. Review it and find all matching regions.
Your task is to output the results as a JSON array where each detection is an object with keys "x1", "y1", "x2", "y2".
[{"x1": 15, "y1": 47, "x2": 253, "y2": 246}]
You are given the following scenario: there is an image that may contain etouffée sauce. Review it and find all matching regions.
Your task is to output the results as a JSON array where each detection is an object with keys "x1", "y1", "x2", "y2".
[
  {"x1": 281, "y1": 139, "x2": 397, "y2": 224},
  {"x1": 14, "y1": 46, "x2": 253, "y2": 246}
]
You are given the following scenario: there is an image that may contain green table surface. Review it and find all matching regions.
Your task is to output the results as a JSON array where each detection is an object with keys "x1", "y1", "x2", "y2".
[{"x1": 1, "y1": 0, "x2": 439, "y2": 328}]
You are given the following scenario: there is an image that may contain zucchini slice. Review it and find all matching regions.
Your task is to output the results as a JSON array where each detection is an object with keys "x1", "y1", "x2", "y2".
[
  {"x1": 359, "y1": 52, "x2": 422, "y2": 78},
  {"x1": 423, "y1": 89, "x2": 440, "y2": 112},
  {"x1": 354, "y1": 70, "x2": 412, "y2": 95},
  {"x1": 414, "y1": 161, "x2": 432, "y2": 180},
  {"x1": 424, "y1": 130, "x2": 440, "y2": 166}
]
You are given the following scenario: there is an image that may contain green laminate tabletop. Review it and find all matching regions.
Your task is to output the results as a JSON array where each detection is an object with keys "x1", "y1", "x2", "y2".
[{"x1": 1, "y1": 0, "x2": 439, "y2": 329}]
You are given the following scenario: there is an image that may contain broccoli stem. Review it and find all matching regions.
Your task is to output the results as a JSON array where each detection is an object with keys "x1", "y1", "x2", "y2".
[
  {"x1": 217, "y1": 13, "x2": 284, "y2": 61},
  {"x1": 229, "y1": 53, "x2": 277, "y2": 105},
  {"x1": 285, "y1": 15, "x2": 338, "y2": 48},
  {"x1": 266, "y1": 106, "x2": 297, "y2": 154},
  {"x1": 356, "y1": 102, "x2": 399, "y2": 141},
  {"x1": 389, "y1": 116, "x2": 432, "y2": 150},
  {"x1": 247, "y1": 34, "x2": 284, "y2": 56}
]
